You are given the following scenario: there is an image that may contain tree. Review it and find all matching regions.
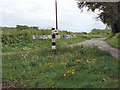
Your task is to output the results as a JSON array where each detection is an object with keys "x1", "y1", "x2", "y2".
[
  {"x1": 16, "y1": 25, "x2": 30, "y2": 30},
  {"x1": 31, "y1": 26, "x2": 39, "y2": 30},
  {"x1": 76, "y1": 1, "x2": 120, "y2": 35}
]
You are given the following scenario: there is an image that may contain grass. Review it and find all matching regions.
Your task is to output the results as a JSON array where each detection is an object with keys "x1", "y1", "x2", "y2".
[
  {"x1": 2, "y1": 36, "x2": 86, "y2": 53},
  {"x1": 2, "y1": 29, "x2": 119, "y2": 88},
  {"x1": 107, "y1": 33, "x2": 120, "y2": 49},
  {"x1": 2, "y1": 45, "x2": 118, "y2": 88}
]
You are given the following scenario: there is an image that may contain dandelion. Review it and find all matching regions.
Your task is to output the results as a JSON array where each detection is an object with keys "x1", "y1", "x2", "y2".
[
  {"x1": 72, "y1": 69, "x2": 75, "y2": 72},
  {"x1": 67, "y1": 70, "x2": 71, "y2": 74},
  {"x1": 60, "y1": 61, "x2": 67, "y2": 66},
  {"x1": 50, "y1": 65, "x2": 54, "y2": 67},
  {"x1": 92, "y1": 58, "x2": 96, "y2": 61},
  {"x1": 65, "y1": 63, "x2": 67, "y2": 66},
  {"x1": 72, "y1": 71, "x2": 74, "y2": 75},
  {"x1": 60, "y1": 61, "x2": 64, "y2": 65},
  {"x1": 64, "y1": 74, "x2": 66, "y2": 77},
  {"x1": 76, "y1": 59, "x2": 81, "y2": 63}
]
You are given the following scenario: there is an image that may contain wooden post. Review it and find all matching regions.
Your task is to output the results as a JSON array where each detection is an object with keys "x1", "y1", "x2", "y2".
[
  {"x1": 52, "y1": 28, "x2": 56, "y2": 54},
  {"x1": 55, "y1": 0, "x2": 58, "y2": 30},
  {"x1": 55, "y1": 0, "x2": 59, "y2": 35}
]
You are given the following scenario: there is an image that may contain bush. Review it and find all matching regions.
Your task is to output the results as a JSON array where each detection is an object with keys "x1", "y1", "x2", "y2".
[
  {"x1": 2, "y1": 29, "x2": 52, "y2": 45},
  {"x1": 2, "y1": 26, "x2": 72, "y2": 45},
  {"x1": 90, "y1": 28, "x2": 112, "y2": 37},
  {"x1": 16, "y1": 25, "x2": 30, "y2": 30}
]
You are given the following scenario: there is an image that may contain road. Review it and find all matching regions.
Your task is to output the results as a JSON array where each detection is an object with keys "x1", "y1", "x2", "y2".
[{"x1": 69, "y1": 38, "x2": 120, "y2": 60}]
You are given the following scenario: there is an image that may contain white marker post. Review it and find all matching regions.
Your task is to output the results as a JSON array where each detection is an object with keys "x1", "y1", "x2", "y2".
[
  {"x1": 51, "y1": 0, "x2": 59, "y2": 54},
  {"x1": 52, "y1": 28, "x2": 56, "y2": 54}
]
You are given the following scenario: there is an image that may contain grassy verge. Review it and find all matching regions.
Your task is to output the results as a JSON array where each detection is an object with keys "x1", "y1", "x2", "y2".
[
  {"x1": 2, "y1": 45, "x2": 118, "y2": 88},
  {"x1": 107, "y1": 33, "x2": 120, "y2": 49},
  {"x1": 2, "y1": 36, "x2": 86, "y2": 53}
]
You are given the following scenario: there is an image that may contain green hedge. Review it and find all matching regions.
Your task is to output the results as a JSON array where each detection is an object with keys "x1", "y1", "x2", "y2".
[
  {"x1": 90, "y1": 28, "x2": 112, "y2": 37},
  {"x1": 2, "y1": 27, "x2": 72, "y2": 45},
  {"x1": 2, "y1": 29, "x2": 51, "y2": 45}
]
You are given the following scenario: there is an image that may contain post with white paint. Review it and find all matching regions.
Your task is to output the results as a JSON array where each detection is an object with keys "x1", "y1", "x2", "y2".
[{"x1": 52, "y1": 28, "x2": 56, "y2": 54}]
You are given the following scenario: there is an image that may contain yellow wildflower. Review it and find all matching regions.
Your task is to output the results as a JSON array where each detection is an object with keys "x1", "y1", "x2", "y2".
[
  {"x1": 67, "y1": 70, "x2": 71, "y2": 74},
  {"x1": 60, "y1": 61, "x2": 64, "y2": 65},
  {"x1": 72, "y1": 69, "x2": 75, "y2": 72},
  {"x1": 65, "y1": 63, "x2": 67, "y2": 66},
  {"x1": 64, "y1": 74, "x2": 66, "y2": 77},
  {"x1": 72, "y1": 71, "x2": 74, "y2": 75},
  {"x1": 76, "y1": 59, "x2": 81, "y2": 63},
  {"x1": 92, "y1": 58, "x2": 96, "y2": 61},
  {"x1": 50, "y1": 65, "x2": 54, "y2": 67},
  {"x1": 60, "y1": 61, "x2": 67, "y2": 66}
]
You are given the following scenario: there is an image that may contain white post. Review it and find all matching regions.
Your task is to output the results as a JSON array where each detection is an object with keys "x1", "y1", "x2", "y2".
[{"x1": 52, "y1": 28, "x2": 56, "y2": 54}]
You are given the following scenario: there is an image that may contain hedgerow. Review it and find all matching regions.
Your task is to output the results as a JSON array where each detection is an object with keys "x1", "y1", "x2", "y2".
[{"x1": 2, "y1": 28, "x2": 51, "y2": 45}]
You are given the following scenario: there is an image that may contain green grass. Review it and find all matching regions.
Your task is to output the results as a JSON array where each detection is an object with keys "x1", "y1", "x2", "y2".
[
  {"x1": 2, "y1": 36, "x2": 86, "y2": 53},
  {"x1": 80, "y1": 34, "x2": 104, "y2": 39},
  {"x1": 2, "y1": 28, "x2": 119, "y2": 88},
  {"x1": 107, "y1": 33, "x2": 120, "y2": 49},
  {"x1": 2, "y1": 45, "x2": 118, "y2": 88},
  {"x1": 90, "y1": 29, "x2": 112, "y2": 38},
  {"x1": 56, "y1": 36, "x2": 86, "y2": 46}
]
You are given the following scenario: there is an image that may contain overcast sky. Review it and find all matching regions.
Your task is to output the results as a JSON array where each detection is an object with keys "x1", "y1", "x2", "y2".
[{"x1": 0, "y1": 0, "x2": 106, "y2": 32}]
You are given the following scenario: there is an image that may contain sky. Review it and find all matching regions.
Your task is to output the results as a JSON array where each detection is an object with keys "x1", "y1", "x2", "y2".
[{"x1": 0, "y1": 0, "x2": 106, "y2": 32}]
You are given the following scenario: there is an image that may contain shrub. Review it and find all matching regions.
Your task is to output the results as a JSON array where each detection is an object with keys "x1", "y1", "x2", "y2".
[
  {"x1": 16, "y1": 25, "x2": 30, "y2": 30},
  {"x1": 2, "y1": 29, "x2": 49, "y2": 45}
]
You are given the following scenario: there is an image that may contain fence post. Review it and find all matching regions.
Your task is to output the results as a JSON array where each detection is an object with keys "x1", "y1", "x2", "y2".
[{"x1": 52, "y1": 28, "x2": 56, "y2": 54}]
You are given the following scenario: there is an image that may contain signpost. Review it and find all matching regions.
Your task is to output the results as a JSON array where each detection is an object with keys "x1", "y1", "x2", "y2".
[
  {"x1": 52, "y1": 28, "x2": 56, "y2": 53},
  {"x1": 55, "y1": 0, "x2": 58, "y2": 31},
  {"x1": 52, "y1": 0, "x2": 58, "y2": 54},
  {"x1": 55, "y1": 0, "x2": 59, "y2": 35}
]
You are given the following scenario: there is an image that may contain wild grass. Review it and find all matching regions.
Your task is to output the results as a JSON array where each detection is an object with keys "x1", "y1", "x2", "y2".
[
  {"x1": 2, "y1": 27, "x2": 118, "y2": 88},
  {"x1": 2, "y1": 45, "x2": 118, "y2": 88},
  {"x1": 107, "y1": 33, "x2": 120, "y2": 49},
  {"x1": 2, "y1": 36, "x2": 86, "y2": 53}
]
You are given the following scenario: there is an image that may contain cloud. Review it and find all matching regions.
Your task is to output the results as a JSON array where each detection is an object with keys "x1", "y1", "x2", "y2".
[{"x1": 0, "y1": 0, "x2": 106, "y2": 32}]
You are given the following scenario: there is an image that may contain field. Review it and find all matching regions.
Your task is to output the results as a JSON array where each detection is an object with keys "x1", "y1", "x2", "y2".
[
  {"x1": 1, "y1": 27, "x2": 119, "y2": 88},
  {"x1": 2, "y1": 40, "x2": 119, "y2": 88}
]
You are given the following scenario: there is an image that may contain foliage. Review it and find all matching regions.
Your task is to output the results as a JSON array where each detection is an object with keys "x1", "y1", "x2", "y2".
[
  {"x1": 2, "y1": 26, "x2": 118, "y2": 88},
  {"x1": 107, "y1": 33, "x2": 120, "y2": 49},
  {"x1": 59, "y1": 30, "x2": 72, "y2": 35},
  {"x1": 89, "y1": 28, "x2": 112, "y2": 37},
  {"x1": 1, "y1": 26, "x2": 73, "y2": 45},
  {"x1": 16, "y1": 25, "x2": 39, "y2": 30},
  {"x1": 16, "y1": 25, "x2": 30, "y2": 30},
  {"x1": 2, "y1": 28, "x2": 51, "y2": 45},
  {"x1": 2, "y1": 36, "x2": 86, "y2": 53},
  {"x1": 2, "y1": 45, "x2": 118, "y2": 88},
  {"x1": 76, "y1": 1, "x2": 120, "y2": 34}
]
